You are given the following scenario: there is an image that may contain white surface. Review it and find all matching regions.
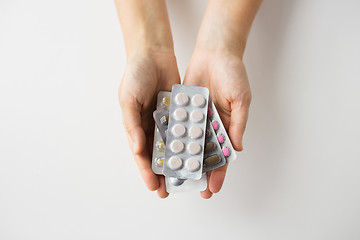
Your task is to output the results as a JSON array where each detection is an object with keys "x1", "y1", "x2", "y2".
[{"x1": 0, "y1": 0, "x2": 360, "y2": 239}]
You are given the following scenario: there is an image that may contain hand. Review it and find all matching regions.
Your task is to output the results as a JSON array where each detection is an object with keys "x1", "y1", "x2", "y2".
[
  {"x1": 119, "y1": 49, "x2": 180, "y2": 198},
  {"x1": 184, "y1": 47, "x2": 252, "y2": 199}
]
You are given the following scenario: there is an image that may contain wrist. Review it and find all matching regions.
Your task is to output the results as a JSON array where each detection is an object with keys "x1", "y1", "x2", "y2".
[{"x1": 115, "y1": 0, "x2": 174, "y2": 58}]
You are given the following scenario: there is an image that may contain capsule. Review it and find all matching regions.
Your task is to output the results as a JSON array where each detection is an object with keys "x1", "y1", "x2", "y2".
[
  {"x1": 204, "y1": 155, "x2": 221, "y2": 166},
  {"x1": 162, "y1": 97, "x2": 171, "y2": 106},
  {"x1": 160, "y1": 114, "x2": 169, "y2": 125},
  {"x1": 204, "y1": 142, "x2": 216, "y2": 153}
]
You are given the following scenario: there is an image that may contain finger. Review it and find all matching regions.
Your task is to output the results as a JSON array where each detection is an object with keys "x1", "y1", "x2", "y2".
[
  {"x1": 200, "y1": 188, "x2": 213, "y2": 199},
  {"x1": 121, "y1": 102, "x2": 159, "y2": 191},
  {"x1": 209, "y1": 163, "x2": 228, "y2": 193},
  {"x1": 156, "y1": 176, "x2": 169, "y2": 199},
  {"x1": 200, "y1": 173, "x2": 213, "y2": 199},
  {"x1": 228, "y1": 97, "x2": 251, "y2": 151}
]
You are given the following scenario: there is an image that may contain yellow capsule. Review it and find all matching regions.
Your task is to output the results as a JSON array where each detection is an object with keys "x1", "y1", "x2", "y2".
[
  {"x1": 162, "y1": 97, "x2": 171, "y2": 106},
  {"x1": 156, "y1": 158, "x2": 164, "y2": 167},
  {"x1": 157, "y1": 140, "x2": 166, "y2": 151}
]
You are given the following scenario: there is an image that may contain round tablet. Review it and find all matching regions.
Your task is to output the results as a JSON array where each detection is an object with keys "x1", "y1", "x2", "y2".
[
  {"x1": 173, "y1": 108, "x2": 187, "y2": 121},
  {"x1": 169, "y1": 177, "x2": 185, "y2": 186},
  {"x1": 168, "y1": 156, "x2": 183, "y2": 170},
  {"x1": 211, "y1": 120, "x2": 219, "y2": 130},
  {"x1": 222, "y1": 147, "x2": 230, "y2": 157},
  {"x1": 187, "y1": 142, "x2": 201, "y2": 155},
  {"x1": 217, "y1": 133, "x2": 225, "y2": 143},
  {"x1": 175, "y1": 92, "x2": 189, "y2": 106},
  {"x1": 189, "y1": 126, "x2": 202, "y2": 139},
  {"x1": 192, "y1": 94, "x2": 206, "y2": 107},
  {"x1": 185, "y1": 158, "x2": 200, "y2": 172},
  {"x1": 172, "y1": 124, "x2": 186, "y2": 137},
  {"x1": 190, "y1": 110, "x2": 204, "y2": 123},
  {"x1": 208, "y1": 108, "x2": 213, "y2": 117},
  {"x1": 170, "y1": 140, "x2": 184, "y2": 153}
]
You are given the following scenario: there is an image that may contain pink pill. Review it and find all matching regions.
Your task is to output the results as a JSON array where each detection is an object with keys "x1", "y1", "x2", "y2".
[
  {"x1": 217, "y1": 134, "x2": 224, "y2": 143},
  {"x1": 208, "y1": 108, "x2": 213, "y2": 118},
  {"x1": 222, "y1": 147, "x2": 230, "y2": 157},
  {"x1": 211, "y1": 121, "x2": 219, "y2": 130}
]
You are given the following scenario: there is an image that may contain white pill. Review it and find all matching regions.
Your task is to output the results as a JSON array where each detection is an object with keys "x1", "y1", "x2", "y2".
[
  {"x1": 173, "y1": 108, "x2": 187, "y2": 121},
  {"x1": 168, "y1": 156, "x2": 183, "y2": 170},
  {"x1": 172, "y1": 124, "x2": 186, "y2": 137},
  {"x1": 187, "y1": 142, "x2": 202, "y2": 155},
  {"x1": 189, "y1": 126, "x2": 202, "y2": 139},
  {"x1": 190, "y1": 110, "x2": 204, "y2": 123},
  {"x1": 175, "y1": 92, "x2": 189, "y2": 106},
  {"x1": 192, "y1": 94, "x2": 206, "y2": 107},
  {"x1": 185, "y1": 158, "x2": 201, "y2": 172},
  {"x1": 170, "y1": 140, "x2": 184, "y2": 153}
]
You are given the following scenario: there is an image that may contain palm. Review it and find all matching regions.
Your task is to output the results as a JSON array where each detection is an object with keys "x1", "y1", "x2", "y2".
[
  {"x1": 119, "y1": 51, "x2": 180, "y2": 197},
  {"x1": 184, "y1": 49, "x2": 251, "y2": 198}
]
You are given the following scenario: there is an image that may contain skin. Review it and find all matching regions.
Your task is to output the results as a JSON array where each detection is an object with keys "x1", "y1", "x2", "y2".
[{"x1": 115, "y1": 0, "x2": 262, "y2": 199}]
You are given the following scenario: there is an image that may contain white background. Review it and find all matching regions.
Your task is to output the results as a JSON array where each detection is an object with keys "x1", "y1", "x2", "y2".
[{"x1": 1, "y1": 0, "x2": 360, "y2": 239}]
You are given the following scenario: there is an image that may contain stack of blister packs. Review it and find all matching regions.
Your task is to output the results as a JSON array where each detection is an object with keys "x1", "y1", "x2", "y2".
[{"x1": 152, "y1": 84, "x2": 236, "y2": 193}]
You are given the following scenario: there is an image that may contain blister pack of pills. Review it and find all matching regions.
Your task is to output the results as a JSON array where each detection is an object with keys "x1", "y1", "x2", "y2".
[
  {"x1": 164, "y1": 84, "x2": 209, "y2": 180},
  {"x1": 202, "y1": 119, "x2": 227, "y2": 172},
  {"x1": 208, "y1": 98, "x2": 237, "y2": 163},
  {"x1": 151, "y1": 91, "x2": 171, "y2": 175},
  {"x1": 153, "y1": 108, "x2": 226, "y2": 173},
  {"x1": 153, "y1": 107, "x2": 170, "y2": 143},
  {"x1": 165, "y1": 174, "x2": 207, "y2": 193}
]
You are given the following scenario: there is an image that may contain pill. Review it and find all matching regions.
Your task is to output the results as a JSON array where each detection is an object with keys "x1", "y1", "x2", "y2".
[
  {"x1": 205, "y1": 129, "x2": 212, "y2": 138},
  {"x1": 190, "y1": 110, "x2": 204, "y2": 123},
  {"x1": 170, "y1": 140, "x2": 184, "y2": 153},
  {"x1": 169, "y1": 177, "x2": 185, "y2": 186},
  {"x1": 160, "y1": 114, "x2": 169, "y2": 125},
  {"x1": 204, "y1": 142, "x2": 216, "y2": 153},
  {"x1": 204, "y1": 155, "x2": 221, "y2": 166},
  {"x1": 211, "y1": 120, "x2": 219, "y2": 130},
  {"x1": 222, "y1": 147, "x2": 230, "y2": 157},
  {"x1": 208, "y1": 108, "x2": 213, "y2": 117},
  {"x1": 168, "y1": 156, "x2": 183, "y2": 170},
  {"x1": 189, "y1": 126, "x2": 202, "y2": 139},
  {"x1": 156, "y1": 140, "x2": 166, "y2": 151},
  {"x1": 172, "y1": 124, "x2": 186, "y2": 137},
  {"x1": 173, "y1": 108, "x2": 187, "y2": 121},
  {"x1": 187, "y1": 142, "x2": 201, "y2": 155},
  {"x1": 217, "y1": 133, "x2": 225, "y2": 143},
  {"x1": 162, "y1": 97, "x2": 171, "y2": 106},
  {"x1": 192, "y1": 94, "x2": 206, "y2": 107},
  {"x1": 185, "y1": 158, "x2": 201, "y2": 172},
  {"x1": 175, "y1": 92, "x2": 189, "y2": 106},
  {"x1": 155, "y1": 158, "x2": 164, "y2": 167}
]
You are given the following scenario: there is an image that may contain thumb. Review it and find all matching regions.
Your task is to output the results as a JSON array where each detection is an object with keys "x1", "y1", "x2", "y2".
[
  {"x1": 228, "y1": 96, "x2": 251, "y2": 151},
  {"x1": 121, "y1": 103, "x2": 146, "y2": 155}
]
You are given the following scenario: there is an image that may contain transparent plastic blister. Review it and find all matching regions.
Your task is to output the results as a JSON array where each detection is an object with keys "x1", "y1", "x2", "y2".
[
  {"x1": 165, "y1": 174, "x2": 207, "y2": 193},
  {"x1": 202, "y1": 119, "x2": 227, "y2": 172},
  {"x1": 164, "y1": 84, "x2": 209, "y2": 180},
  {"x1": 151, "y1": 91, "x2": 171, "y2": 175},
  {"x1": 153, "y1": 107, "x2": 169, "y2": 143},
  {"x1": 208, "y1": 97, "x2": 237, "y2": 162}
]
